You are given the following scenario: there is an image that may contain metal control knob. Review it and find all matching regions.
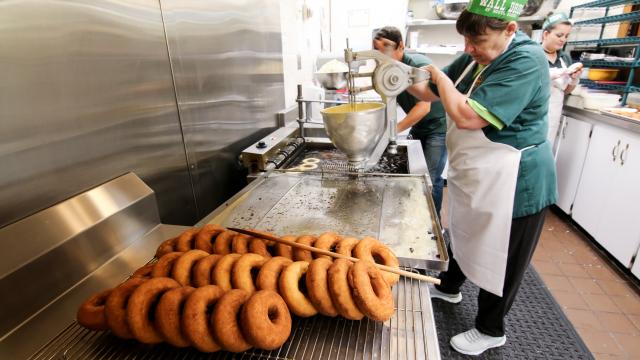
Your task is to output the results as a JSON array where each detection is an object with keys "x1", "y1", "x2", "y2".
[{"x1": 256, "y1": 141, "x2": 267, "y2": 149}]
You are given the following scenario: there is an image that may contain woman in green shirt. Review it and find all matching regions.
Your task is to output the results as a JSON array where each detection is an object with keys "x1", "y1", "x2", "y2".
[{"x1": 409, "y1": 0, "x2": 557, "y2": 355}]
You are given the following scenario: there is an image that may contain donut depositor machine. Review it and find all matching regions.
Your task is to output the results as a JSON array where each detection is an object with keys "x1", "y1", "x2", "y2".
[{"x1": 0, "y1": 47, "x2": 444, "y2": 360}]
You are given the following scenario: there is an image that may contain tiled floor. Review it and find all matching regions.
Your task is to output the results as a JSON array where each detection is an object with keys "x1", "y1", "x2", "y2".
[{"x1": 533, "y1": 210, "x2": 640, "y2": 360}]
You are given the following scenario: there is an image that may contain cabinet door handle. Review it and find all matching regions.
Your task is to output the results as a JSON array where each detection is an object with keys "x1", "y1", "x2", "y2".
[
  {"x1": 562, "y1": 121, "x2": 568, "y2": 139},
  {"x1": 620, "y1": 143, "x2": 630, "y2": 166},
  {"x1": 612, "y1": 140, "x2": 621, "y2": 162}
]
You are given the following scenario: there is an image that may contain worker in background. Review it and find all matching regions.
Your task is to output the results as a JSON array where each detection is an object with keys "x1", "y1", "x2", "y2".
[
  {"x1": 373, "y1": 27, "x2": 447, "y2": 216},
  {"x1": 542, "y1": 12, "x2": 583, "y2": 148},
  {"x1": 408, "y1": 0, "x2": 556, "y2": 355}
]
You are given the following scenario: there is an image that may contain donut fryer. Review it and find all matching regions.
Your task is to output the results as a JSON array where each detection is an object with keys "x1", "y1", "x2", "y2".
[{"x1": 1, "y1": 165, "x2": 444, "y2": 359}]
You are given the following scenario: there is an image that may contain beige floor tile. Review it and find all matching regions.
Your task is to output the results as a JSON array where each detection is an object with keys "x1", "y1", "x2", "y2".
[
  {"x1": 586, "y1": 265, "x2": 622, "y2": 282},
  {"x1": 542, "y1": 274, "x2": 574, "y2": 292},
  {"x1": 564, "y1": 308, "x2": 602, "y2": 330},
  {"x1": 571, "y1": 277, "x2": 605, "y2": 295},
  {"x1": 583, "y1": 294, "x2": 622, "y2": 313},
  {"x1": 558, "y1": 263, "x2": 591, "y2": 278},
  {"x1": 554, "y1": 291, "x2": 590, "y2": 310},
  {"x1": 593, "y1": 353, "x2": 629, "y2": 360},
  {"x1": 598, "y1": 281, "x2": 636, "y2": 297},
  {"x1": 612, "y1": 333, "x2": 640, "y2": 357},
  {"x1": 596, "y1": 312, "x2": 639, "y2": 335},
  {"x1": 611, "y1": 295, "x2": 640, "y2": 316},
  {"x1": 627, "y1": 314, "x2": 640, "y2": 331},
  {"x1": 577, "y1": 328, "x2": 625, "y2": 355},
  {"x1": 534, "y1": 261, "x2": 563, "y2": 276},
  {"x1": 550, "y1": 250, "x2": 580, "y2": 264}
]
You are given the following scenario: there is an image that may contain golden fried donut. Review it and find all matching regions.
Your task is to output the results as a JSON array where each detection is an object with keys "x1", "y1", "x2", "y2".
[
  {"x1": 293, "y1": 235, "x2": 317, "y2": 262},
  {"x1": 192, "y1": 254, "x2": 221, "y2": 287},
  {"x1": 327, "y1": 259, "x2": 364, "y2": 320},
  {"x1": 126, "y1": 277, "x2": 180, "y2": 344},
  {"x1": 256, "y1": 256, "x2": 293, "y2": 292},
  {"x1": 77, "y1": 289, "x2": 112, "y2": 330},
  {"x1": 105, "y1": 278, "x2": 146, "y2": 339},
  {"x1": 212, "y1": 253, "x2": 241, "y2": 291},
  {"x1": 314, "y1": 232, "x2": 343, "y2": 260},
  {"x1": 275, "y1": 235, "x2": 295, "y2": 259},
  {"x1": 182, "y1": 285, "x2": 225, "y2": 353},
  {"x1": 336, "y1": 237, "x2": 358, "y2": 257},
  {"x1": 232, "y1": 233, "x2": 251, "y2": 254},
  {"x1": 172, "y1": 249, "x2": 209, "y2": 286},
  {"x1": 278, "y1": 261, "x2": 317, "y2": 317},
  {"x1": 353, "y1": 237, "x2": 399, "y2": 285},
  {"x1": 212, "y1": 289, "x2": 252, "y2": 352},
  {"x1": 213, "y1": 230, "x2": 235, "y2": 255},
  {"x1": 231, "y1": 253, "x2": 268, "y2": 294},
  {"x1": 194, "y1": 224, "x2": 225, "y2": 253},
  {"x1": 156, "y1": 237, "x2": 177, "y2": 258},
  {"x1": 348, "y1": 260, "x2": 394, "y2": 322},
  {"x1": 151, "y1": 252, "x2": 182, "y2": 278},
  {"x1": 249, "y1": 238, "x2": 272, "y2": 258},
  {"x1": 240, "y1": 290, "x2": 292, "y2": 350},
  {"x1": 131, "y1": 264, "x2": 155, "y2": 279},
  {"x1": 306, "y1": 258, "x2": 338, "y2": 317},
  {"x1": 175, "y1": 228, "x2": 200, "y2": 252},
  {"x1": 155, "y1": 286, "x2": 195, "y2": 347}
]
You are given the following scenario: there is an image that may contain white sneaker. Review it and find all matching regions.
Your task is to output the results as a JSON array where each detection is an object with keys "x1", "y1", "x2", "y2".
[
  {"x1": 450, "y1": 328, "x2": 506, "y2": 355},
  {"x1": 428, "y1": 284, "x2": 462, "y2": 304}
]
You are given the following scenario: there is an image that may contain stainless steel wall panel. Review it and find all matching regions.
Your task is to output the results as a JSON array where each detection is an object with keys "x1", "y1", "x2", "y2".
[
  {"x1": 160, "y1": 0, "x2": 286, "y2": 218},
  {"x1": 0, "y1": 0, "x2": 197, "y2": 227}
]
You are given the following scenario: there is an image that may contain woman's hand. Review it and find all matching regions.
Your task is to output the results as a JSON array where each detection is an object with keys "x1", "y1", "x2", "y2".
[
  {"x1": 422, "y1": 64, "x2": 446, "y2": 87},
  {"x1": 569, "y1": 68, "x2": 582, "y2": 80}
]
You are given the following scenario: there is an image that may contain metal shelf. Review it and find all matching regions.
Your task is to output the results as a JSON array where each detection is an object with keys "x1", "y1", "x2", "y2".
[
  {"x1": 580, "y1": 79, "x2": 640, "y2": 92},
  {"x1": 573, "y1": 11, "x2": 640, "y2": 26},
  {"x1": 582, "y1": 59, "x2": 640, "y2": 67},
  {"x1": 567, "y1": 36, "x2": 640, "y2": 46},
  {"x1": 572, "y1": 0, "x2": 640, "y2": 9}
]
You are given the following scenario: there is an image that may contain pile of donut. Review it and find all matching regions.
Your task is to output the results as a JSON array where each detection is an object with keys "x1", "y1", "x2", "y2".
[{"x1": 76, "y1": 225, "x2": 400, "y2": 353}]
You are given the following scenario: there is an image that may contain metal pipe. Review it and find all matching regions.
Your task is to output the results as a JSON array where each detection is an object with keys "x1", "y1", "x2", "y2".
[{"x1": 297, "y1": 84, "x2": 305, "y2": 137}]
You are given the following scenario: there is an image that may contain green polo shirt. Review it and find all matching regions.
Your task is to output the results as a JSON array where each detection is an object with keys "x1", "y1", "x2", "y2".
[
  {"x1": 398, "y1": 52, "x2": 446, "y2": 137},
  {"x1": 430, "y1": 31, "x2": 557, "y2": 218}
]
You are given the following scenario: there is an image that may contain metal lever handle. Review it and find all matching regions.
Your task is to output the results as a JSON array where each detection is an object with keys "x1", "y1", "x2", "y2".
[
  {"x1": 612, "y1": 140, "x2": 621, "y2": 162},
  {"x1": 620, "y1": 143, "x2": 629, "y2": 166}
]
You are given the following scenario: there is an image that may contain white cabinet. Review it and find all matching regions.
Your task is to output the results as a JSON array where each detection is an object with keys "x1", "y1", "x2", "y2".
[
  {"x1": 632, "y1": 255, "x2": 640, "y2": 278},
  {"x1": 572, "y1": 124, "x2": 640, "y2": 267},
  {"x1": 555, "y1": 116, "x2": 593, "y2": 214}
]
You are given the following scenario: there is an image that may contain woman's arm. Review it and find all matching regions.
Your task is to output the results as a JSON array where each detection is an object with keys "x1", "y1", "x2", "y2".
[{"x1": 397, "y1": 101, "x2": 431, "y2": 133}]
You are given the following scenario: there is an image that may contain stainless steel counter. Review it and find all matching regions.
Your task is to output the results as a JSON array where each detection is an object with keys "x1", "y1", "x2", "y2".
[{"x1": 564, "y1": 106, "x2": 640, "y2": 134}]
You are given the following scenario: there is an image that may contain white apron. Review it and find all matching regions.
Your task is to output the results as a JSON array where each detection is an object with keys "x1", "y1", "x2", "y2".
[
  {"x1": 447, "y1": 60, "x2": 531, "y2": 297},
  {"x1": 547, "y1": 57, "x2": 567, "y2": 149}
]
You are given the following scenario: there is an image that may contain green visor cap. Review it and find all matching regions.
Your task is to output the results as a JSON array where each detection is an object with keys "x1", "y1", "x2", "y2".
[
  {"x1": 543, "y1": 12, "x2": 570, "y2": 29},
  {"x1": 467, "y1": 0, "x2": 528, "y2": 21}
]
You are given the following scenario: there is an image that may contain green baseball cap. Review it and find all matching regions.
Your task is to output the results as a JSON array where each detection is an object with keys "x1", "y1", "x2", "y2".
[
  {"x1": 467, "y1": 0, "x2": 528, "y2": 21},
  {"x1": 543, "y1": 13, "x2": 571, "y2": 30}
]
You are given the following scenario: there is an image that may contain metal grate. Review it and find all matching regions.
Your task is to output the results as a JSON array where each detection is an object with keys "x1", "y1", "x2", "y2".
[{"x1": 29, "y1": 268, "x2": 436, "y2": 360}]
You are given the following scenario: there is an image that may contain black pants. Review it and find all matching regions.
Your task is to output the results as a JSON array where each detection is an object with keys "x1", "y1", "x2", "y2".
[{"x1": 436, "y1": 208, "x2": 547, "y2": 337}]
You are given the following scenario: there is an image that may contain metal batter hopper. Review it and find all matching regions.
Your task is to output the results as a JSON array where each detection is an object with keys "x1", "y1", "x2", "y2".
[{"x1": 320, "y1": 102, "x2": 386, "y2": 170}]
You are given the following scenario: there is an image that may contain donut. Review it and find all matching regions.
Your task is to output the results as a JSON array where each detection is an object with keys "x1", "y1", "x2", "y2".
[
  {"x1": 211, "y1": 289, "x2": 253, "y2": 352},
  {"x1": 126, "y1": 277, "x2": 180, "y2": 344},
  {"x1": 232, "y1": 233, "x2": 251, "y2": 254},
  {"x1": 131, "y1": 264, "x2": 155, "y2": 279},
  {"x1": 249, "y1": 238, "x2": 272, "y2": 258},
  {"x1": 155, "y1": 286, "x2": 195, "y2": 347},
  {"x1": 278, "y1": 261, "x2": 317, "y2": 317},
  {"x1": 182, "y1": 285, "x2": 225, "y2": 352},
  {"x1": 256, "y1": 256, "x2": 293, "y2": 292},
  {"x1": 156, "y1": 237, "x2": 177, "y2": 258},
  {"x1": 151, "y1": 252, "x2": 182, "y2": 278},
  {"x1": 212, "y1": 253, "x2": 241, "y2": 291},
  {"x1": 306, "y1": 258, "x2": 338, "y2": 317},
  {"x1": 275, "y1": 235, "x2": 295, "y2": 259},
  {"x1": 336, "y1": 237, "x2": 358, "y2": 257},
  {"x1": 213, "y1": 230, "x2": 235, "y2": 255},
  {"x1": 171, "y1": 249, "x2": 209, "y2": 286},
  {"x1": 293, "y1": 235, "x2": 317, "y2": 262},
  {"x1": 194, "y1": 224, "x2": 225, "y2": 253},
  {"x1": 175, "y1": 228, "x2": 200, "y2": 252},
  {"x1": 105, "y1": 278, "x2": 146, "y2": 338},
  {"x1": 77, "y1": 289, "x2": 112, "y2": 330},
  {"x1": 240, "y1": 290, "x2": 292, "y2": 350},
  {"x1": 192, "y1": 254, "x2": 221, "y2": 287},
  {"x1": 348, "y1": 260, "x2": 394, "y2": 322},
  {"x1": 353, "y1": 237, "x2": 399, "y2": 285},
  {"x1": 314, "y1": 232, "x2": 343, "y2": 260},
  {"x1": 231, "y1": 253, "x2": 268, "y2": 294},
  {"x1": 327, "y1": 259, "x2": 364, "y2": 320}
]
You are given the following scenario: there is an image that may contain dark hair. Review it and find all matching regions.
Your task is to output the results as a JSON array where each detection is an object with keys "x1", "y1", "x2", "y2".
[
  {"x1": 456, "y1": 9, "x2": 509, "y2": 37},
  {"x1": 373, "y1": 26, "x2": 403, "y2": 49}
]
